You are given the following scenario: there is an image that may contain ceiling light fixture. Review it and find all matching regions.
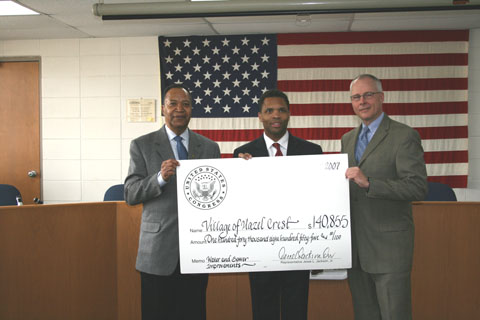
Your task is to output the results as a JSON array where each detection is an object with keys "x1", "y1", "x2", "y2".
[
  {"x1": 295, "y1": 14, "x2": 311, "y2": 27},
  {"x1": 0, "y1": 1, "x2": 40, "y2": 16}
]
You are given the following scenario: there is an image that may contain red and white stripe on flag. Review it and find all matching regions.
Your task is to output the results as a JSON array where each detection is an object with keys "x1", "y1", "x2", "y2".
[{"x1": 189, "y1": 30, "x2": 469, "y2": 188}]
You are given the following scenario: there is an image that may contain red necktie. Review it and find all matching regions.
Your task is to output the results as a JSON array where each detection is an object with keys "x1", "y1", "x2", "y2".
[{"x1": 273, "y1": 143, "x2": 283, "y2": 156}]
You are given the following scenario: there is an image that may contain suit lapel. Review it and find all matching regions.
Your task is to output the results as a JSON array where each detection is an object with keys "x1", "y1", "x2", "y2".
[
  {"x1": 188, "y1": 129, "x2": 203, "y2": 159},
  {"x1": 359, "y1": 115, "x2": 390, "y2": 165},
  {"x1": 286, "y1": 134, "x2": 297, "y2": 155},
  {"x1": 253, "y1": 136, "x2": 269, "y2": 157},
  {"x1": 347, "y1": 126, "x2": 361, "y2": 166},
  {"x1": 155, "y1": 125, "x2": 175, "y2": 161}
]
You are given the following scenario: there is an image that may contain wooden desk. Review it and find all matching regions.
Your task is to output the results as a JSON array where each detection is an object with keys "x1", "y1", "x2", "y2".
[{"x1": 1, "y1": 202, "x2": 479, "y2": 319}]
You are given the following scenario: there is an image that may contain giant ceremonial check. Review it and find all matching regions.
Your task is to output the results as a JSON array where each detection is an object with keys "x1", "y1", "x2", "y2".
[{"x1": 176, "y1": 153, "x2": 351, "y2": 273}]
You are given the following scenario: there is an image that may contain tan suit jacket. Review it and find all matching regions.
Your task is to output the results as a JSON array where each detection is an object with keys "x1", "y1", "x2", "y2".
[{"x1": 341, "y1": 114, "x2": 428, "y2": 273}]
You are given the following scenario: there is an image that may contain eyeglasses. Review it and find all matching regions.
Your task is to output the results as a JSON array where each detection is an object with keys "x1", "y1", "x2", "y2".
[{"x1": 350, "y1": 91, "x2": 382, "y2": 102}]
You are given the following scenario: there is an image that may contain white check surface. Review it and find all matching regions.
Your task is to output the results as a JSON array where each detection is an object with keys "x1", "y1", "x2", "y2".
[{"x1": 177, "y1": 154, "x2": 351, "y2": 273}]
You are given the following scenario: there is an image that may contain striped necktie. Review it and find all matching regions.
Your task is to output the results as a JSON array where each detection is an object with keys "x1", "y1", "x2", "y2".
[
  {"x1": 273, "y1": 143, "x2": 283, "y2": 156},
  {"x1": 174, "y1": 136, "x2": 188, "y2": 160},
  {"x1": 355, "y1": 127, "x2": 370, "y2": 162}
]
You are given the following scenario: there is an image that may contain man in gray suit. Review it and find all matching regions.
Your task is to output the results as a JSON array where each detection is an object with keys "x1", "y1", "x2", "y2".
[
  {"x1": 124, "y1": 84, "x2": 221, "y2": 320},
  {"x1": 341, "y1": 74, "x2": 428, "y2": 320}
]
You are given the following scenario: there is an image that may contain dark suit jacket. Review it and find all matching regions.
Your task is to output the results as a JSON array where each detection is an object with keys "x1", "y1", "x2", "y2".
[
  {"x1": 341, "y1": 114, "x2": 428, "y2": 274},
  {"x1": 124, "y1": 125, "x2": 221, "y2": 276},
  {"x1": 233, "y1": 133, "x2": 323, "y2": 158},
  {"x1": 233, "y1": 132, "x2": 322, "y2": 320}
]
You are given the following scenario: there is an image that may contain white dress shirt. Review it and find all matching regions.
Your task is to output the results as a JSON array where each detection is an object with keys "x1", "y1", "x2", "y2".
[{"x1": 263, "y1": 131, "x2": 289, "y2": 157}]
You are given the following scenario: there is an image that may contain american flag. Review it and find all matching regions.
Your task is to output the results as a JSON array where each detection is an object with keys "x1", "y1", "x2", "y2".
[{"x1": 159, "y1": 30, "x2": 469, "y2": 188}]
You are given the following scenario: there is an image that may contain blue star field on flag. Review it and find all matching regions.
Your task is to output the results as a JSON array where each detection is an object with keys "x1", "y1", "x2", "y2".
[{"x1": 159, "y1": 34, "x2": 277, "y2": 118}]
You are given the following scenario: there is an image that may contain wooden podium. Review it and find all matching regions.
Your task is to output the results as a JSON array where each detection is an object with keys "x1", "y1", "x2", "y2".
[{"x1": 1, "y1": 202, "x2": 479, "y2": 319}]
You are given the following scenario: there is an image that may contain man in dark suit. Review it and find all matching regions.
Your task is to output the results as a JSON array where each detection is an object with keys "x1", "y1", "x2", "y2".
[
  {"x1": 233, "y1": 89, "x2": 323, "y2": 320},
  {"x1": 124, "y1": 84, "x2": 221, "y2": 320},
  {"x1": 341, "y1": 74, "x2": 428, "y2": 320}
]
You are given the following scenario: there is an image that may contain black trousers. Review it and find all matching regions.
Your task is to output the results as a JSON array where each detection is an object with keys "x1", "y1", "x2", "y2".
[
  {"x1": 140, "y1": 264, "x2": 208, "y2": 320},
  {"x1": 249, "y1": 270, "x2": 310, "y2": 320}
]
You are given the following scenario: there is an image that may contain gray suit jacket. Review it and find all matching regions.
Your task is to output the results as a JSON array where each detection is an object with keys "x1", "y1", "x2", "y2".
[
  {"x1": 124, "y1": 125, "x2": 221, "y2": 275},
  {"x1": 341, "y1": 115, "x2": 428, "y2": 273}
]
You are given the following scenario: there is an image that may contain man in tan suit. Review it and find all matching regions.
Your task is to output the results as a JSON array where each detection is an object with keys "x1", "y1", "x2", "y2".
[{"x1": 341, "y1": 74, "x2": 428, "y2": 320}]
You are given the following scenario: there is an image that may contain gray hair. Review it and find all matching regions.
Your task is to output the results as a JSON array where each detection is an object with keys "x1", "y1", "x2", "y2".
[{"x1": 350, "y1": 74, "x2": 383, "y2": 92}]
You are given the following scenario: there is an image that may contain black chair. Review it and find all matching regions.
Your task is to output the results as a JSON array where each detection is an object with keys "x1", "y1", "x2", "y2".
[
  {"x1": 424, "y1": 182, "x2": 457, "y2": 201},
  {"x1": 0, "y1": 184, "x2": 22, "y2": 206},
  {"x1": 103, "y1": 184, "x2": 125, "y2": 201}
]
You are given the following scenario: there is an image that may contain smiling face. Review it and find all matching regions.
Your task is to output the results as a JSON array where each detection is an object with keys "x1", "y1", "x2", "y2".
[
  {"x1": 162, "y1": 87, "x2": 192, "y2": 135},
  {"x1": 258, "y1": 96, "x2": 290, "y2": 141},
  {"x1": 350, "y1": 76, "x2": 384, "y2": 126}
]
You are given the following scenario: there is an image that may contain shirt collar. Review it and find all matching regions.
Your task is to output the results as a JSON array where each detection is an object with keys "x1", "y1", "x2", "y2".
[
  {"x1": 165, "y1": 126, "x2": 189, "y2": 144},
  {"x1": 263, "y1": 131, "x2": 289, "y2": 150},
  {"x1": 363, "y1": 112, "x2": 384, "y2": 136}
]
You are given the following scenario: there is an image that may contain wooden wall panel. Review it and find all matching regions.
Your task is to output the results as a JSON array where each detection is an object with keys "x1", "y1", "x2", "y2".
[
  {"x1": 1, "y1": 202, "x2": 479, "y2": 319},
  {"x1": 412, "y1": 202, "x2": 480, "y2": 319},
  {"x1": 0, "y1": 203, "x2": 118, "y2": 320},
  {"x1": 114, "y1": 202, "x2": 480, "y2": 320},
  {"x1": 115, "y1": 202, "x2": 142, "y2": 320}
]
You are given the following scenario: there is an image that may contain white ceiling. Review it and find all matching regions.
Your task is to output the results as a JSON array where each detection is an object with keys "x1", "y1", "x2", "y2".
[{"x1": 1, "y1": 0, "x2": 480, "y2": 40}]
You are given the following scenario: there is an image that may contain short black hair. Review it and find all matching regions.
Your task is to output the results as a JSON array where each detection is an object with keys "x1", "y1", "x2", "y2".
[
  {"x1": 163, "y1": 83, "x2": 192, "y2": 103},
  {"x1": 258, "y1": 89, "x2": 290, "y2": 112}
]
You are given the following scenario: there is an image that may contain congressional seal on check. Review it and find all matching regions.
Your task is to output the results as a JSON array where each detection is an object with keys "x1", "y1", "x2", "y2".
[{"x1": 176, "y1": 153, "x2": 351, "y2": 274}]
